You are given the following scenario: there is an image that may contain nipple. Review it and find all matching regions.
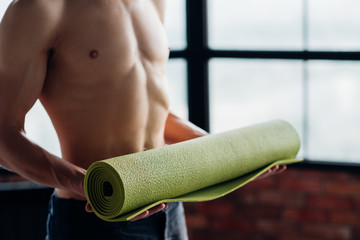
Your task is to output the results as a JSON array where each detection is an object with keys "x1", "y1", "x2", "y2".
[{"x1": 89, "y1": 50, "x2": 99, "y2": 59}]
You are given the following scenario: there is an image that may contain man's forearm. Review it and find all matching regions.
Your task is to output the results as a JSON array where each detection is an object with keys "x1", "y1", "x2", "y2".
[
  {"x1": 164, "y1": 112, "x2": 208, "y2": 144},
  {"x1": 0, "y1": 128, "x2": 85, "y2": 196}
]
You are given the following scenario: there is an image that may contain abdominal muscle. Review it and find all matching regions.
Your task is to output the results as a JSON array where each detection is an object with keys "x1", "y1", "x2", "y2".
[
  {"x1": 51, "y1": 81, "x2": 169, "y2": 200},
  {"x1": 45, "y1": 59, "x2": 170, "y2": 200}
]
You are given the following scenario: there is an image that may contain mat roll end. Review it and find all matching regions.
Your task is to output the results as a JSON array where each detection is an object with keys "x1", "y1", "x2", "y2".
[{"x1": 84, "y1": 161, "x2": 125, "y2": 220}]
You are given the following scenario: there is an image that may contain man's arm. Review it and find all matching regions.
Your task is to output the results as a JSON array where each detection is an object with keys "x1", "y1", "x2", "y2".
[
  {"x1": 0, "y1": 0, "x2": 85, "y2": 197},
  {"x1": 164, "y1": 112, "x2": 286, "y2": 178},
  {"x1": 164, "y1": 112, "x2": 208, "y2": 144}
]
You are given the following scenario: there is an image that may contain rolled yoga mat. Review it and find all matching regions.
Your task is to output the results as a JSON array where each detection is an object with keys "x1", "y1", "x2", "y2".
[{"x1": 84, "y1": 120, "x2": 301, "y2": 222}]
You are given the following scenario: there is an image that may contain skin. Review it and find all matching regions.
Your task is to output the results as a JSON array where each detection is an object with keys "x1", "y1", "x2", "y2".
[{"x1": 0, "y1": 0, "x2": 284, "y2": 222}]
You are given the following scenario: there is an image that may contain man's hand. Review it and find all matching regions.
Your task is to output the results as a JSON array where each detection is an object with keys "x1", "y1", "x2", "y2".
[
  {"x1": 85, "y1": 202, "x2": 169, "y2": 222},
  {"x1": 254, "y1": 165, "x2": 286, "y2": 181},
  {"x1": 128, "y1": 203, "x2": 169, "y2": 222}
]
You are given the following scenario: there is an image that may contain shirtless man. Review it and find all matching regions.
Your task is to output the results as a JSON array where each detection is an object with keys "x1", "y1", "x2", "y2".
[{"x1": 0, "y1": 0, "x2": 285, "y2": 239}]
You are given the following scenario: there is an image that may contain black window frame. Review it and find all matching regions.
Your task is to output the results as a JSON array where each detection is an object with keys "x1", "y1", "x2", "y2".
[{"x1": 169, "y1": 0, "x2": 360, "y2": 169}]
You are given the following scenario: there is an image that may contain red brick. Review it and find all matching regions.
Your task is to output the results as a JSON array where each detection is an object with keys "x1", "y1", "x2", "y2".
[
  {"x1": 330, "y1": 212, "x2": 360, "y2": 226},
  {"x1": 236, "y1": 205, "x2": 281, "y2": 219},
  {"x1": 211, "y1": 218, "x2": 252, "y2": 231},
  {"x1": 278, "y1": 178, "x2": 323, "y2": 194},
  {"x1": 281, "y1": 168, "x2": 300, "y2": 178},
  {"x1": 247, "y1": 176, "x2": 275, "y2": 189},
  {"x1": 190, "y1": 230, "x2": 253, "y2": 240},
  {"x1": 325, "y1": 182, "x2": 360, "y2": 196},
  {"x1": 301, "y1": 223, "x2": 351, "y2": 240},
  {"x1": 280, "y1": 236, "x2": 319, "y2": 240},
  {"x1": 187, "y1": 229, "x2": 208, "y2": 240},
  {"x1": 183, "y1": 202, "x2": 198, "y2": 214},
  {"x1": 235, "y1": 189, "x2": 257, "y2": 205},
  {"x1": 197, "y1": 201, "x2": 234, "y2": 216},
  {"x1": 324, "y1": 172, "x2": 351, "y2": 181},
  {"x1": 283, "y1": 209, "x2": 327, "y2": 223},
  {"x1": 185, "y1": 214, "x2": 208, "y2": 229},
  {"x1": 307, "y1": 196, "x2": 354, "y2": 210},
  {"x1": 356, "y1": 198, "x2": 360, "y2": 210},
  {"x1": 353, "y1": 228, "x2": 360, "y2": 240},
  {"x1": 296, "y1": 169, "x2": 350, "y2": 181},
  {"x1": 255, "y1": 219, "x2": 296, "y2": 235},
  {"x1": 184, "y1": 169, "x2": 360, "y2": 240},
  {"x1": 257, "y1": 190, "x2": 304, "y2": 207},
  {"x1": 350, "y1": 172, "x2": 360, "y2": 181}
]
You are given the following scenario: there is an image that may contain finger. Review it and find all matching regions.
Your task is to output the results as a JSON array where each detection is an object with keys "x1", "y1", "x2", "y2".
[
  {"x1": 270, "y1": 165, "x2": 279, "y2": 172},
  {"x1": 254, "y1": 165, "x2": 285, "y2": 181},
  {"x1": 85, "y1": 203, "x2": 93, "y2": 213},
  {"x1": 264, "y1": 165, "x2": 286, "y2": 177},
  {"x1": 129, "y1": 203, "x2": 168, "y2": 222},
  {"x1": 265, "y1": 165, "x2": 278, "y2": 175},
  {"x1": 258, "y1": 166, "x2": 277, "y2": 179},
  {"x1": 275, "y1": 165, "x2": 287, "y2": 174},
  {"x1": 257, "y1": 171, "x2": 271, "y2": 180},
  {"x1": 146, "y1": 203, "x2": 167, "y2": 217},
  {"x1": 129, "y1": 210, "x2": 150, "y2": 222}
]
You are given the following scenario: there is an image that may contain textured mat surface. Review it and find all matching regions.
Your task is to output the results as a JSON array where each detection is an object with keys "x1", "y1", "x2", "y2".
[{"x1": 84, "y1": 120, "x2": 301, "y2": 221}]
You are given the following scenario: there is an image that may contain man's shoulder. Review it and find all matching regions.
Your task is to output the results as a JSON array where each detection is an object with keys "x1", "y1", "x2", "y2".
[
  {"x1": 3, "y1": 0, "x2": 64, "y2": 34},
  {"x1": 9, "y1": 0, "x2": 64, "y2": 10},
  {"x1": 5, "y1": 0, "x2": 64, "y2": 23},
  {"x1": 0, "y1": 0, "x2": 65, "y2": 49}
]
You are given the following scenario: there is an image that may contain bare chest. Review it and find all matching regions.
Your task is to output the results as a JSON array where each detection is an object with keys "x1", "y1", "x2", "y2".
[{"x1": 50, "y1": 0, "x2": 169, "y2": 78}]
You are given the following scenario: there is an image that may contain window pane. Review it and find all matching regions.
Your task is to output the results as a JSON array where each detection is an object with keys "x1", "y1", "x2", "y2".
[
  {"x1": 308, "y1": 0, "x2": 360, "y2": 51},
  {"x1": 167, "y1": 59, "x2": 188, "y2": 119},
  {"x1": 0, "y1": 0, "x2": 12, "y2": 20},
  {"x1": 25, "y1": 101, "x2": 61, "y2": 157},
  {"x1": 209, "y1": 59, "x2": 303, "y2": 154},
  {"x1": 208, "y1": 0, "x2": 303, "y2": 50},
  {"x1": 165, "y1": 0, "x2": 186, "y2": 50},
  {"x1": 308, "y1": 61, "x2": 360, "y2": 162}
]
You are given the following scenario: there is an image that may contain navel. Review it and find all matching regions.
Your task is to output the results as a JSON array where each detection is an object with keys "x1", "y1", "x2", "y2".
[{"x1": 89, "y1": 50, "x2": 99, "y2": 59}]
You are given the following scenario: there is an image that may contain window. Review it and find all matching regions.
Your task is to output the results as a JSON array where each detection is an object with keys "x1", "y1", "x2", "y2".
[
  {"x1": 308, "y1": 0, "x2": 360, "y2": 51},
  {"x1": 166, "y1": 59, "x2": 188, "y2": 119},
  {"x1": 209, "y1": 59, "x2": 303, "y2": 135},
  {"x1": 208, "y1": 0, "x2": 303, "y2": 50},
  {"x1": 165, "y1": 0, "x2": 188, "y2": 119},
  {"x1": 169, "y1": 0, "x2": 360, "y2": 165},
  {"x1": 307, "y1": 61, "x2": 360, "y2": 162},
  {"x1": 164, "y1": 0, "x2": 187, "y2": 50}
]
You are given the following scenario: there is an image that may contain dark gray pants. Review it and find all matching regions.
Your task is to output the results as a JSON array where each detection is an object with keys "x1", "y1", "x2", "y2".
[{"x1": 46, "y1": 192, "x2": 188, "y2": 240}]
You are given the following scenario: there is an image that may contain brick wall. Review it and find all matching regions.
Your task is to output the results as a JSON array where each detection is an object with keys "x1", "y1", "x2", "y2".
[{"x1": 184, "y1": 165, "x2": 360, "y2": 240}]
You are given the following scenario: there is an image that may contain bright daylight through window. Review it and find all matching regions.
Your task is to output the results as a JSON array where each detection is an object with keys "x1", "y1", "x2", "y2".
[{"x1": 208, "y1": 0, "x2": 360, "y2": 164}]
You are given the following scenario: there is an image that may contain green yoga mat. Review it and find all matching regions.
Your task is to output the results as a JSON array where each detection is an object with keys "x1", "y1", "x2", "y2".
[{"x1": 84, "y1": 120, "x2": 301, "y2": 222}]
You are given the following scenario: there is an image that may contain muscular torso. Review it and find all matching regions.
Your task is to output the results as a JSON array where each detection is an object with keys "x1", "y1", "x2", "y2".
[{"x1": 40, "y1": 0, "x2": 169, "y2": 198}]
